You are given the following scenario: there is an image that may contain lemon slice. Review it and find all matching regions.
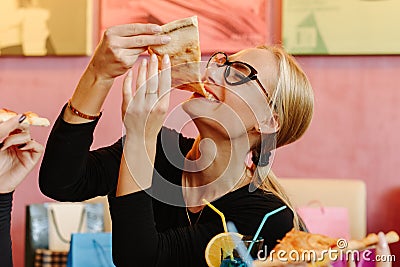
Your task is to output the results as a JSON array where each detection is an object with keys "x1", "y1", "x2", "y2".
[{"x1": 205, "y1": 232, "x2": 243, "y2": 267}]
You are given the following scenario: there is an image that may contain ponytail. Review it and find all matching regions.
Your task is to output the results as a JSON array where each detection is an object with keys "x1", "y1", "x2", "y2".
[
  {"x1": 249, "y1": 159, "x2": 306, "y2": 231},
  {"x1": 247, "y1": 45, "x2": 313, "y2": 231}
]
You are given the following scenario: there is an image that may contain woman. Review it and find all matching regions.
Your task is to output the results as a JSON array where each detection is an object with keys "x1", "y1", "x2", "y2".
[
  {"x1": 0, "y1": 114, "x2": 44, "y2": 267},
  {"x1": 39, "y1": 22, "x2": 313, "y2": 266}
]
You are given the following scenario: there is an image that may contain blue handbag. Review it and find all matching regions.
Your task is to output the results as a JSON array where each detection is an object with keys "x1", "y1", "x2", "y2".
[{"x1": 67, "y1": 232, "x2": 115, "y2": 267}]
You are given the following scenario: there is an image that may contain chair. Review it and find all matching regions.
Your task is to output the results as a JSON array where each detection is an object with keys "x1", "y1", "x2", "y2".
[{"x1": 279, "y1": 178, "x2": 367, "y2": 240}]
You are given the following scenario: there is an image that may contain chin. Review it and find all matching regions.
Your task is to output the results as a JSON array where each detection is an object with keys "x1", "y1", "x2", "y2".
[
  {"x1": 181, "y1": 97, "x2": 212, "y2": 118},
  {"x1": 181, "y1": 98, "x2": 193, "y2": 115}
]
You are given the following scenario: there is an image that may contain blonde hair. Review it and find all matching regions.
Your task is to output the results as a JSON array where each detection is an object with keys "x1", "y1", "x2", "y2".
[{"x1": 250, "y1": 45, "x2": 314, "y2": 230}]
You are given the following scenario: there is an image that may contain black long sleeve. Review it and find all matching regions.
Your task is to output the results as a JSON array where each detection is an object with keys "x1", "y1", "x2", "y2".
[
  {"x1": 0, "y1": 192, "x2": 13, "y2": 267},
  {"x1": 39, "y1": 106, "x2": 122, "y2": 201},
  {"x1": 39, "y1": 108, "x2": 295, "y2": 266},
  {"x1": 109, "y1": 185, "x2": 293, "y2": 267}
]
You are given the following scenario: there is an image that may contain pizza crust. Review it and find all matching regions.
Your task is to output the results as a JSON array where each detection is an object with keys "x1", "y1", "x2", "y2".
[
  {"x1": 0, "y1": 108, "x2": 50, "y2": 127},
  {"x1": 148, "y1": 16, "x2": 206, "y2": 96},
  {"x1": 344, "y1": 231, "x2": 399, "y2": 251}
]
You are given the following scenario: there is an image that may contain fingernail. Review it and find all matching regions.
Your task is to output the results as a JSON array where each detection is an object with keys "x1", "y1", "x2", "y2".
[
  {"x1": 142, "y1": 59, "x2": 147, "y2": 66},
  {"x1": 152, "y1": 25, "x2": 162, "y2": 33},
  {"x1": 151, "y1": 54, "x2": 158, "y2": 62},
  {"x1": 163, "y1": 54, "x2": 170, "y2": 64},
  {"x1": 161, "y1": 36, "x2": 171, "y2": 44},
  {"x1": 18, "y1": 114, "x2": 26, "y2": 123}
]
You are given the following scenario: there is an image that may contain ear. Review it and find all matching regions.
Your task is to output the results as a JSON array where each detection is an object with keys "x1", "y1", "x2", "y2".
[{"x1": 258, "y1": 114, "x2": 280, "y2": 134}]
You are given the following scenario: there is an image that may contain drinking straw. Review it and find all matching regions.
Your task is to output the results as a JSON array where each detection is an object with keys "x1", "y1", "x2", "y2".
[
  {"x1": 202, "y1": 199, "x2": 233, "y2": 261},
  {"x1": 202, "y1": 199, "x2": 228, "y2": 233},
  {"x1": 245, "y1": 206, "x2": 287, "y2": 260},
  {"x1": 227, "y1": 221, "x2": 253, "y2": 267}
]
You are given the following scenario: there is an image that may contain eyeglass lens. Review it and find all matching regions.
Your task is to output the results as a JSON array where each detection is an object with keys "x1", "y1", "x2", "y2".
[
  {"x1": 226, "y1": 63, "x2": 252, "y2": 83},
  {"x1": 209, "y1": 53, "x2": 252, "y2": 84},
  {"x1": 210, "y1": 52, "x2": 227, "y2": 67}
]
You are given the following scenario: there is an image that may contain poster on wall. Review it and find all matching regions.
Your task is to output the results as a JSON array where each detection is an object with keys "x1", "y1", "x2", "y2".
[
  {"x1": 100, "y1": 0, "x2": 268, "y2": 54},
  {"x1": 282, "y1": 0, "x2": 400, "y2": 55},
  {"x1": 0, "y1": 0, "x2": 92, "y2": 56}
]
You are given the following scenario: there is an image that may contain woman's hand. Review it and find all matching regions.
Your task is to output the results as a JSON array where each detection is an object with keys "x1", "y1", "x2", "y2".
[
  {"x1": 0, "y1": 115, "x2": 44, "y2": 193},
  {"x1": 65, "y1": 23, "x2": 171, "y2": 124},
  {"x1": 115, "y1": 54, "x2": 171, "y2": 196},
  {"x1": 122, "y1": 53, "x2": 171, "y2": 141},
  {"x1": 89, "y1": 23, "x2": 171, "y2": 81}
]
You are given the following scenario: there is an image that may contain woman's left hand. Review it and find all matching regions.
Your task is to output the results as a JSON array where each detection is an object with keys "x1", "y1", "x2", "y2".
[
  {"x1": 122, "y1": 53, "x2": 171, "y2": 142},
  {"x1": 0, "y1": 117, "x2": 44, "y2": 193}
]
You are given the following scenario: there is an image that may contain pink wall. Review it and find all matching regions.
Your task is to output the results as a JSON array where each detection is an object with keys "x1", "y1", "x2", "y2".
[
  {"x1": 273, "y1": 55, "x2": 400, "y2": 260},
  {"x1": 0, "y1": 1, "x2": 399, "y2": 266},
  {"x1": 268, "y1": 0, "x2": 400, "y2": 262}
]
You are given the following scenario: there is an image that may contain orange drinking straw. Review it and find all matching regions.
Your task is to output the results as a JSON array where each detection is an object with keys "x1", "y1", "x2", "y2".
[{"x1": 202, "y1": 199, "x2": 228, "y2": 232}]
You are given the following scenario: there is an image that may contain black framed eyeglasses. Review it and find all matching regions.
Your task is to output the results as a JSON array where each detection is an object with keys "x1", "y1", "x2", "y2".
[{"x1": 206, "y1": 52, "x2": 270, "y2": 100}]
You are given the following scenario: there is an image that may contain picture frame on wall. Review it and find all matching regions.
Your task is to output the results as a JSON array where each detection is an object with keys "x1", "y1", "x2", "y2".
[
  {"x1": 100, "y1": 0, "x2": 269, "y2": 54},
  {"x1": 0, "y1": 0, "x2": 93, "y2": 56},
  {"x1": 282, "y1": 0, "x2": 400, "y2": 55}
]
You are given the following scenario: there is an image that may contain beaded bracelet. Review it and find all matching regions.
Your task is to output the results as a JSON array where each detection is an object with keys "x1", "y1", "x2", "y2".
[{"x1": 67, "y1": 99, "x2": 102, "y2": 120}]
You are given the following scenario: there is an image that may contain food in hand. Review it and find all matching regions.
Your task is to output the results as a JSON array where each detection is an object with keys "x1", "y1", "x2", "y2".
[
  {"x1": 148, "y1": 16, "x2": 207, "y2": 97},
  {"x1": 0, "y1": 108, "x2": 50, "y2": 126}
]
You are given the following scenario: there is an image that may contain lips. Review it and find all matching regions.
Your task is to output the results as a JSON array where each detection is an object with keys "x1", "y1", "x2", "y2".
[{"x1": 203, "y1": 84, "x2": 220, "y2": 102}]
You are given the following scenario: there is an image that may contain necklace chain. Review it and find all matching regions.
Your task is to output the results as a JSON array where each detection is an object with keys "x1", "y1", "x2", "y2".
[{"x1": 186, "y1": 207, "x2": 204, "y2": 226}]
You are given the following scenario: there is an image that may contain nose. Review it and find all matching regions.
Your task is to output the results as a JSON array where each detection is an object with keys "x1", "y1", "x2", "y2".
[{"x1": 204, "y1": 64, "x2": 225, "y2": 86}]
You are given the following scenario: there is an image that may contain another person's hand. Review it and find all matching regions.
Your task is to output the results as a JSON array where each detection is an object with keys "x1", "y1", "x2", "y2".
[
  {"x1": 121, "y1": 54, "x2": 171, "y2": 141},
  {"x1": 376, "y1": 232, "x2": 392, "y2": 267},
  {"x1": 0, "y1": 114, "x2": 44, "y2": 193},
  {"x1": 89, "y1": 23, "x2": 171, "y2": 81}
]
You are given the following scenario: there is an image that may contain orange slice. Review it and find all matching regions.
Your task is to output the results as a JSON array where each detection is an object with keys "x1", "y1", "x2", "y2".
[{"x1": 205, "y1": 232, "x2": 243, "y2": 267}]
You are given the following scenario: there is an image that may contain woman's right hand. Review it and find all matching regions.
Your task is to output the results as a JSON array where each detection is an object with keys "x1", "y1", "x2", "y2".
[
  {"x1": 64, "y1": 23, "x2": 171, "y2": 124},
  {"x1": 89, "y1": 23, "x2": 171, "y2": 81}
]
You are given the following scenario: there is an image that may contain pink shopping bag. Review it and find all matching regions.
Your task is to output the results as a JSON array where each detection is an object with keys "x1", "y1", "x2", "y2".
[{"x1": 296, "y1": 201, "x2": 350, "y2": 240}]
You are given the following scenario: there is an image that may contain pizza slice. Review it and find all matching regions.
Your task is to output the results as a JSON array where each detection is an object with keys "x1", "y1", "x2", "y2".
[
  {"x1": 255, "y1": 229, "x2": 399, "y2": 267},
  {"x1": 264, "y1": 229, "x2": 337, "y2": 266},
  {"x1": 148, "y1": 16, "x2": 207, "y2": 97},
  {"x1": 0, "y1": 108, "x2": 50, "y2": 126}
]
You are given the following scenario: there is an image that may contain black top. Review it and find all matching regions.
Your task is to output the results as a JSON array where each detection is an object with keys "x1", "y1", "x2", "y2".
[
  {"x1": 39, "y1": 108, "x2": 294, "y2": 267},
  {"x1": 0, "y1": 192, "x2": 13, "y2": 267}
]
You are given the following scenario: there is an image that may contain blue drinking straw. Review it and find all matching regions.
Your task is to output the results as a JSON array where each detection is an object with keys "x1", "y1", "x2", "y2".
[
  {"x1": 227, "y1": 221, "x2": 253, "y2": 267},
  {"x1": 245, "y1": 206, "x2": 287, "y2": 260}
]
